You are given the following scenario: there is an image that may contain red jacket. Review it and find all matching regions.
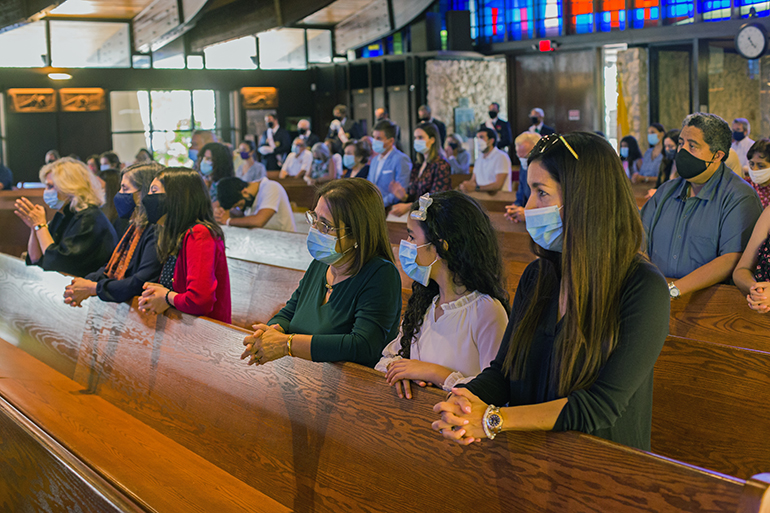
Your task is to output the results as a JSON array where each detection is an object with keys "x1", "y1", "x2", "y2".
[{"x1": 173, "y1": 224, "x2": 231, "y2": 324}]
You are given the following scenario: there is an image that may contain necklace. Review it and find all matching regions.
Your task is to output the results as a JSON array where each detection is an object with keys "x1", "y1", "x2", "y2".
[{"x1": 325, "y1": 280, "x2": 333, "y2": 293}]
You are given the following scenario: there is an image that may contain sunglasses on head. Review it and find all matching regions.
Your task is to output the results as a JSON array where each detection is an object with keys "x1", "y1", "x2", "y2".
[{"x1": 531, "y1": 133, "x2": 580, "y2": 161}]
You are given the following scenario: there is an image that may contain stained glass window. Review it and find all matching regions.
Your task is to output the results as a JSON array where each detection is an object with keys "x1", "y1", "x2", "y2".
[
  {"x1": 599, "y1": 0, "x2": 627, "y2": 30},
  {"x1": 480, "y1": 0, "x2": 507, "y2": 42},
  {"x1": 536, "y1": 0, "x2": 563, "y2": 36},
  {"x1": 738, "y1": 0, "x2": 770, "y2": 17},
  {"x1": 507, "y1": 0, "x2": 536, "y2": 39},
  {"x1": 701, "y1": 0, "x2": 731, "y2": 20},
  {"x1": 663, "y1": 0, "x2": 694, "y2": 23},
  {"x1": 569, "y1": 0, "x2": 595, "y2": 33},
  {"x1": 632, "y1": 0, "x2": 660, "y2": 27}
]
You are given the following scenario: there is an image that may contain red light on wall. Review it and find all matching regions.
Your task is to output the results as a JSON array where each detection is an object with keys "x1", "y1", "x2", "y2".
[{"x1": 539, "y1": 40, "x2": 553, "y2": 51}]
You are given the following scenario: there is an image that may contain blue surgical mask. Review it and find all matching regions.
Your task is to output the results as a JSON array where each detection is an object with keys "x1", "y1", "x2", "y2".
[
  {"x1": 200, "y1": 159, "x2": 213, "y2": 176},
  {"x1": 399, "y1": 240, "x2": 436, "y2": 287},
  {"x1": 619, "y1": 147, "x2": 629, "y2": 158},
  {"x1": 43, "y1": 188, "x2": 65, "y2": 210},
  {"x1": 372, "y1": 139, "x2": 385, "y2": 154},
  {"x1": 414, "y1": 140, "x2": 428, "y2": 154},
  {"x1": 525, "y1": 205, "x2": 564, "y2": 252},
  {"x1": 114, "y1": 192, "x2": 136, "y2": 219},
  {"x1": 292, "y1": 145, "x2": 300, "y2": 154},
  {"x1": 100, "y1": 164, "x2": 111, "y2": 171},
  {"x1": 647, "y1": 133, "x2": 659, "y2": 146},
  {"x1": 307, "y1": 227, "x2": 350, "y2": 265},
  {"x1": 518, "y1": 157, "x2": 528, "y2": 171},
  {"x1": 188, "y1": 149, "x2": 199, "y2": 161},
  {"x1": 343, "y1": 154, "x2": 356, "y2": 169},
  {"x1": 313, "y1": 158, "x2": 324, "y2": 166}
]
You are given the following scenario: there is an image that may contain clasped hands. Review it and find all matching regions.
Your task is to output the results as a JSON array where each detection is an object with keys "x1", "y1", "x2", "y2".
[
  {"x1": 63, "y1": 278, "x2": 97, "y2": 308},
  {"x1": 241, "y1": 323, "x2": 288, "y2": 366},
  {"x1": 504, "y1": 203, "x2": 524, "y2": 223},
  {"x1": 747, "y1": 282, "x2": 770, "y2": 313},
  {"x1": 14, "y1": 197, "x2": 47, "y2": 228},
  {"x1": 138, "y1": 283, "x2": 171, "y2": 315},
  {"x1": 432, "y1": 387, "x2": 489, "y2": 445}
]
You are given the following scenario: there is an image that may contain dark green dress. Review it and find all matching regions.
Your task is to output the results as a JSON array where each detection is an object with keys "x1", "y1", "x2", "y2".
[{"x1": 269, "y1": 257, "x2": 402, "y2": 368}]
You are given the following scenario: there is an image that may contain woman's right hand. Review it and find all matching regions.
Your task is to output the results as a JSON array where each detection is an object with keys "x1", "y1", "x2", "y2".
[
  {"x1": 63, "y1": 278, "x2": 97, "y2": 307},
  {"x1": 14, "y1": 197, "x2": 46, "y2": 228},
  {"x1": 748, "y1": 282, "x2": 770, "y2": 313}
]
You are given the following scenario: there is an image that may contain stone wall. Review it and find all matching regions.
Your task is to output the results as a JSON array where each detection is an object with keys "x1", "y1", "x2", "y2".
[
  {"x1": 709, "y1": 50, "x2": 761, "y2": 139},
  {"x1": 617, "y1": 47, "x2": 648, "y2": 145},
  {"x1": 658, "y1": 51, "x2": 690, "y2": 134},
  {"x1": 425, "y1": 58, "x2": 508, "y2": 140}
]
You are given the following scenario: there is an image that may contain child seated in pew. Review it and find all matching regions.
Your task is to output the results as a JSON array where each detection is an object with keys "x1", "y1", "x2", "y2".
[
  {"x1": 733, "y1": 201, "x2": 770, "y2": 313},
  {"x1": 64, "y1": 162, "x2": 165, "y2": 306},
  {"x1": 433, "y1": 133, "x2": 671, "y2": 451},
  {"x1": 374, "y1": 192, "x2": 510, "y2": 398},
  {"x1": 241, "y1": 178, "x2": 401, "y2": 368},
  {"x1": 137, "y1": 168, "x2": 232, "y2": 324},
  {"x1": 14, "y1": 158, "x2": 118, "y2": 277}
]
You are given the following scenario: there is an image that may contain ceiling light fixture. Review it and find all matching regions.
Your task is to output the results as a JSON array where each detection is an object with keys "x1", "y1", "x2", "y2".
[{"x1": 48, "y1": 72, "x2": 72, "y2": 80}]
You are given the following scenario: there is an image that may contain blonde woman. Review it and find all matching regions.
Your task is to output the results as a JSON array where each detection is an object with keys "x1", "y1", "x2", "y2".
[{"x1": 14, "y1": 157, "x2": 118, "y2": 277}]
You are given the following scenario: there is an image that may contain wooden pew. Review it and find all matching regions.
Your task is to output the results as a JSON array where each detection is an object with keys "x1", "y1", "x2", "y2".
[
  {"x1": 669, "y1": 284, "x2": 770, "y2": 352},
  {"x1": 1, "y1": 253, "x2": 769, "y2": 513},
  {"x1": 652, "y1": 334, "x2": 770, "y2": 480},
  {"x1": 0, "y1": 188, "x2": 49, "y2": 258}
]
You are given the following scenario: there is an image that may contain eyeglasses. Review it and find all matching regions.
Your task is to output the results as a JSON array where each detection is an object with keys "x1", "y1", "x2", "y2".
[
  {"x1": 531, "y1": 133, "x2": 580, "y2": 161},
  {"x1": 305, "y1": 210, "x2": 340, "y2": 235}
]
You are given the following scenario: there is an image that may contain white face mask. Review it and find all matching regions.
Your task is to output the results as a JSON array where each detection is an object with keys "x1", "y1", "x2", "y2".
[{"x1": 749, "y1": 166, "x2": 770, "y2": 186}]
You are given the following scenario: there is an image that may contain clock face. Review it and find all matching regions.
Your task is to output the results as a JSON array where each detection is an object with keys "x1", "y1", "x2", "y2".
[{"x1": 737, "y1": 25, "x2": 767, "y2": 59}]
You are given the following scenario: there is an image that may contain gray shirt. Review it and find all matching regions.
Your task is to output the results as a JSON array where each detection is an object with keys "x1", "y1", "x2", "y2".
[
  {"x1": 236, "y1": 161, "x2": 267, "y2": 182},
  {"x1": 447, "y1": 151, "x2": 470, "y2": 175},
  {"x1": 641, "y1": 164, "x2": 762, "y2": 279}
]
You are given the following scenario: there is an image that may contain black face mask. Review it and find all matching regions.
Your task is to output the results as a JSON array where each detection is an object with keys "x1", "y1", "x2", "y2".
[
  {"x1": 665, "y1": 149, "x2": 677, "y2": 160},
  {"x1": 243, "y1": 193, "x2": 255, "y2": 209},
  {"x1": 489, "y1": 111, "x2": 498, "y2": 119},
  {"x1": 530, "y1": 116, "x2": 540, "y2": 125},
  {"x1": 448, "y1": 142, "x2": 459, "y2": 150},
  {"x1": 267, "y1": 121, "x2": 274, "y2": 129},
  {"x1": 419, "y1": 116, "x2": 430, "y2": 123},
  {"x1": 675, "y1": 149, "x2": 717, "y2": 180},
  {"x1": 142, "y1": 193, "x2": 167, "y2": 224},
  {"x1": 114, "y1": 192, "x2": 136, "y2": 219},
  {"x1": 334, "y1": 116, "x2": 342, "y2": 121}
]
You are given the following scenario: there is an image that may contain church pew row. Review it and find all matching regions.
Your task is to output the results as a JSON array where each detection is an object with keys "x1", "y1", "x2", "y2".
[
  {"x1": 3, "y1": 253, "x2": 770, "y2": 503},
  {"x1": 0, "y1": 340, "x2": 290, "y2": 513},
  {"x1": 1, "y1": 256, "x2": 769, "y2": 512}
]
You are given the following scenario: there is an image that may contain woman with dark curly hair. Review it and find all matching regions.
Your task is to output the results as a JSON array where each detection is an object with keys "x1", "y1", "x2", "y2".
[{"x1": 375, "y1": 191, "x2": 510, "y2": 399}]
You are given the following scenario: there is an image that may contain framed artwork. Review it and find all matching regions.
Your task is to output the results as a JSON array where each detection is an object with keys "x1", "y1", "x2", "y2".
[
  {"x1": 8, "y1": 89, "x2": 57, "y2": 113},
  {"x1": 240, "y1": 87, "x2": 278, "y2": 110},
  {"x1": 60, "y1": 88, "x2": 106, "y2": 112}
]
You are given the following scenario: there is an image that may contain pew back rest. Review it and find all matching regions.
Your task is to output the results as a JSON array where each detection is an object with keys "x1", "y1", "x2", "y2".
[{"x1": 0, "y1": 252, "x2": 766, "y2": 513}]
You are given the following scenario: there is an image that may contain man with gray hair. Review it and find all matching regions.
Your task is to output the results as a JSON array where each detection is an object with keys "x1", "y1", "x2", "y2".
[
  {"x1": 528, "y1": 107, "x2": 555, "y2": 136},
  {"x1": 731, "y1": 117, "x2": 754, "y2": 171},
  {"x1": 641, "y1": 112, "x2": 762, "y2": 299}
]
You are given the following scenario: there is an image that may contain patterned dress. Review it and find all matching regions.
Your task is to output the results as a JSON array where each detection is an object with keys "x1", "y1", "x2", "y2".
[
  {"x1": 405, "y1": 158, "x2": 452, "y2": 202},
  {"x1": 754, "y1": 237, "x2": 770, "y2": 283},
  {"x1": 751, "y1": 181, "x2": 770, "y2": 209}
]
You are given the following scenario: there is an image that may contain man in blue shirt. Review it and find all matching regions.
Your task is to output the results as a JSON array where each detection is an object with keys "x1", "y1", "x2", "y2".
[
  {"x1": 641, "y1": 113, "x2": 762, "y2": 299},
  {"x1": 368, "y1": 119, "x2": 411, "y2": 209}
]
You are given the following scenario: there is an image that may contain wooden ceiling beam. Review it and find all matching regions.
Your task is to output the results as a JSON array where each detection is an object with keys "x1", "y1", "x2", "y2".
[{"x1": 0, "y1": 0, "x2": 63, "y2": 32}]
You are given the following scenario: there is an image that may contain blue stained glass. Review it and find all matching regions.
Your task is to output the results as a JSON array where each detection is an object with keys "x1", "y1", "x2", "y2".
[{"x1": 599, "y1": 10, "x2": 626, "y2": 30}]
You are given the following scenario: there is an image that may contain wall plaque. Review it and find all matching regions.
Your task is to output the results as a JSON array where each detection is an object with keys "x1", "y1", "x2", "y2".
[
  {"x1": 8, "y1": 88, "x2": 57, "y2": 113},
  {"x1": 60, "y1": 88, "x2": 106, "y2": 112},
  {"x1": 240, "y1": 87, "x2": 278, "y2": 110}
]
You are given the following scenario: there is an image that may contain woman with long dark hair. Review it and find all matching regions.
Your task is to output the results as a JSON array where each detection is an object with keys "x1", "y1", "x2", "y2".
[
  {"x1": 64, "y1": 162, "x2": 165, "y2": 306},
  {"x1": 388, "y1": 122, "x2": 451, "y2": 216},
  {"x1": 241, "y1": 178, "x2": 402, "y2": 368},
  {"x1": 618, "y1": 135, "x2": 642, "y2": 178},
  {"x1": 137, "y1": 167, "x2": 231, "y2": 323},
  {"x1": 432, "y1": 132, "x2": 670, "y2": 451},
  {"x1": 199, "y1": 142, "x2": 235, "y2": 203},
  {"x1": 656, "y1": 129, "x2": 680, "y2": 187},
  {"x1": 375, "y1": 191, "x2": 510, "y2": 398},
  {"x1": 633, "y1": 123, "x2": 666, "y2": 184}
]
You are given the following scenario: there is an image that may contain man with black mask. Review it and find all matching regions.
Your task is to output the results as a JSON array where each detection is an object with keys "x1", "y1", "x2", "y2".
[
  {"x1": 641, "y1": 112, "x2": 761, "y2": 299},
  {"x1": 527, "y1": 108, "x2": 555, "y2": 136},
  {"x1": 479, "y1": 102, "x2": 512, "y2": 150},
  {"x1": 417, "y1": 105, "x2": 446, "y2": 147},
  {"x1": 296, "y1": 119, "x2": 320, "y2": 148},
  {"x1": 212, "y1": 176, "x2": 296, "y2": 232}
]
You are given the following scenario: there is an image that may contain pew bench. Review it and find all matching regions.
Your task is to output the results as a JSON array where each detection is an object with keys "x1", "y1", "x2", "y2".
[
  {"x1": 0, "y1": 188, "x2": 49, "y2": 258},
  {"x1": 2, "y1": 253, "x2": 770, "y2": 512}
]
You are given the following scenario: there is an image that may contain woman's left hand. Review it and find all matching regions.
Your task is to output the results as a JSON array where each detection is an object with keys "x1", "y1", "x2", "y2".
[
  {"x1": 432, "y1": 387, "x2": 488, "y2": 445},
  {"x1": 14, "y1": 197, "x2": 47, "y2": 228},
  {"x1": 63, "y1": 278, "x2": 97, "y2": 307},
  {"x1": 138, "y1": 282, "x2": 171, "y2": 315},
  {"x1": 241, "y1": 323, "x2": 289, "y2": 365},
  {"x1": 389, "y1": 202, "x2": 411, "y2": 217},
  {"x1": 388, "y1": 181, "x2": 407, "y2": 201}
]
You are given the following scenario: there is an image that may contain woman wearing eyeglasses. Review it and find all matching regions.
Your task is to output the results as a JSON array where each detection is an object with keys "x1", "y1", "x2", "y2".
[
  {"x1": 432, "y1": 132, "x2": 670, "y2": 451},
  {"x1": 241, "y1": 178, "x2": 402, "y2": 368}
]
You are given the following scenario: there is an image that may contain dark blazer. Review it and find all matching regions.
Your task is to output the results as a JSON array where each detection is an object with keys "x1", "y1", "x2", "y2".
[
  {"x1": 539, "y1": 124, "x2": 556, "y2": 136},
  {"x1": 259, "y1": 127, "x2": 292, "y2": 171},
  {"x1": 429, "y1": 118, "x2": 447, "y2": 147},
  {"x1": 327, "y1": 118, "x2": 364, "y2": 154},
  {"x1": 26, "y1": 205, "x2": 118, "y2": 277},
  {"x1": 86, "y1": 224, "x2": 162, "y2": 303},
  {"x1": 480, "y1": 119, "x2": 513, "y2": 149},
  {"x1": 299, "y1": 132, "x2": 320, "y2": 148}
]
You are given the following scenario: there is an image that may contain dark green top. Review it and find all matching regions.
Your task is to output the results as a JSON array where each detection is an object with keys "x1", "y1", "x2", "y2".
[
  {"x1": 269, "y1": 257, "x2": 402, "y2": 368},
  {"x1": 462, "y1": 258, "x2": 670, "y2": 450}
]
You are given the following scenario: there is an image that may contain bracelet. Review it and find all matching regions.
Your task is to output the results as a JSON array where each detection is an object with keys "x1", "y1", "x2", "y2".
[
  {"x1": 286, "y1": 333, "x2": 295, "y2": 357},
  {"x1": 165, "y1": 290, "x2": 172, "y2": 307}
]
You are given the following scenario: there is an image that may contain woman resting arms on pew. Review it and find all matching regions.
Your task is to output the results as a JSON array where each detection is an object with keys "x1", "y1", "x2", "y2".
[
  {"x1": 241, "y1": 178, "x2": 402, "y2": 368},
  {"x1": 137, "y1": 168, "x2": 232, "y2": 324},
  {"x1": 14, "y1": 157, "x2": 118, "y2": 277},
  {"x1": 732, "y1": 204, "x2": 770, "y2": 313},
  {"x1": 63, "y1": 162, "x2": 165, "y2": 307},
  {"x1": 374, "y1": 191, "x2": 510, "y2": 398},
  {"x1": 433, "y1": 133, "x2": 671, "y2": 451}
]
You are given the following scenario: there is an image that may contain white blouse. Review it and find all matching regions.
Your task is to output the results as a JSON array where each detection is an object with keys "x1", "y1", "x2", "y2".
[{"x1": 375, "y1": 291, "x2": 508, "y2": 391}]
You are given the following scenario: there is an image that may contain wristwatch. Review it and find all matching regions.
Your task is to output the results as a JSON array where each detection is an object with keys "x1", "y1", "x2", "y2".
[
  {"x1": 34, "y1": 223, "x2": 48, "y2": 232},
  {"x1": 668, "y1": 282, "x2": 681, "y2": 299},
  {"x1": 482, "y1": 405, "x2": 504, "y2": 440}
]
